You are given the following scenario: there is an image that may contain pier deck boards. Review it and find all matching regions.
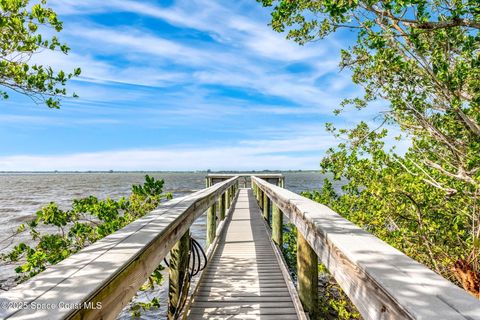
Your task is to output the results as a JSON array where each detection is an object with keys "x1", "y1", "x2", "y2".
[{"x1": 188, "y1": 188, "x2": 299, "y2": 320}]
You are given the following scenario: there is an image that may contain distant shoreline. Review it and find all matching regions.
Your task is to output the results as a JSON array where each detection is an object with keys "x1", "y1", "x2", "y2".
[{"x1": 0, "y1": 170, "x2": 319, "y2": 174}]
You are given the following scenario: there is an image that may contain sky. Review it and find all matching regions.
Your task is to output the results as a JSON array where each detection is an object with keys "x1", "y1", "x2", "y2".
[{"x1": 0, "y1": 0, "x2": 397, "y2": 171}]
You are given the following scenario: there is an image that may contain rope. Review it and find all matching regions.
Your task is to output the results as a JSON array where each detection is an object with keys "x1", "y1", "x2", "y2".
[{"x1": 163, "y1": 235, "x2": 208, "y2": 319}]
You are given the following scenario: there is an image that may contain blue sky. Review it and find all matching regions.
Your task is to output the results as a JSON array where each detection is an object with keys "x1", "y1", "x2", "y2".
[{"x1": 0, "y1": 0, "x2": 397, "y2": 171}]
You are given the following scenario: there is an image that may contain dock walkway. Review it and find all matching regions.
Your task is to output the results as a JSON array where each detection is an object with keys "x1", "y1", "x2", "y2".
[
  {"x1": 3, "y1": 175, "x2": 479, "y2": 320},
  {"x1": 188, "y1": 188, "x2": 299, "y2": 319}
]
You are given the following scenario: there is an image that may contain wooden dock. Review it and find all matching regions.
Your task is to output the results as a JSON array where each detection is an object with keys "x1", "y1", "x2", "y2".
[
  {"x1": 2, "y1": 174, "x2": 479, "y2": 320},
  {"x1": 187, "y1": 188, "x2": 299, "y2": 319}
]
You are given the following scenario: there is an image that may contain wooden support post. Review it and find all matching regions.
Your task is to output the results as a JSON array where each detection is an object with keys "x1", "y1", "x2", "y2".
[
  {"x1": 226, "y1": 188, "x2": 230, "y2": 209},
  {"x1": 207, "y1": 202, "x2": 217, "y2": 247},
  {"x1": 168, "y1": 230, "x2": 190, "y2": 320},
  {"x1": 257, "y1": 189, "x2": 261, "y2": 208},
  {"x1": 259, "y1": 190, "x2": 263, "y2": 209},
  {"x1": 297, "y1": 231, "x2": 318, "y2": 320},
  {"x1": 263, "y1": 192, "x2": 270, "y2": 222},
  {"x1": 220, "y1": 192, "x2": 226, "y2": 220},
  {"x1": 272, "y1": 203, "x2": 283, "y2": 246}
]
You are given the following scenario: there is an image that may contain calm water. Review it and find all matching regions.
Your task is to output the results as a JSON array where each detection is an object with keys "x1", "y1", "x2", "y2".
[{"x1": 0, "y1": 171, "x2": 329, "y2": 319}]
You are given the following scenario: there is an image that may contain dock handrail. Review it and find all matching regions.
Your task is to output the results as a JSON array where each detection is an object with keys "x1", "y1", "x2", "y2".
[
  {"x1": 0, "y1": 176, "x2": 240, "y2": 320},
  {"x1": 206, "y1": 173, "x2": 284, "y2": 188},
  {"x1": 251, "y1": 176, "x2": 480, "y2": 320}
]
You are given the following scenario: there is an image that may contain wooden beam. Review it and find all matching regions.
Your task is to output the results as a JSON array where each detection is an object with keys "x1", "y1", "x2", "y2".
[
  {"x1": 220, "y1": 192, "x2": 226, "y2": 220},
  {"x1": 259, "y1": 189, "x2": 263, "y2": 209},
  {"x1": 207, "y1": 202, "x2": 217, "y2": 247},
  {"x1": 263, "y1": 191, "x2": 270, "y2": 223},
  {"x1": 168, "y1": 230, "x2": 190, "y2": 320},
  {"x1": 297, "y1": 231, "x2": 318, "y2": 319},
  {"x1": 226, "y1": 188, "x2": 230, "y2": 210},
  {"x1": 272, "y1": 203, "x2": 283, "y2": 247},
  {"x1": 251, "y1": 176, "x2": 480, "y2": 320}
]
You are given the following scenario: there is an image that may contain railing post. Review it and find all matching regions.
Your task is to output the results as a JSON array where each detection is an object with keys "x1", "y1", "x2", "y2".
[
  {"x1": 257, "y1": 187, "x2": 263, "y2": 208},
  {"x1": 297, "y1": 231, "x2": 318, "y2": 320},
  {"x1": 220, "y1": 191, "x2": 226, "y2": 220},
  {"x1": 263, "y1": 191, "x2": 270, "y2": 222},
  {"x1": 207, "y1": 201, "x2": 217, "y2": 247},
  {"x1": 258, "y1": 189, "x2": 263, "y2": 209},
  {"x1": 272, "y1": 203, "x2": 283, "y2": 246},
  {"x1": 168, "y1": 230, "x2": 190, "y2": 320},
  {"x1": 226, "y1": 188, "x2": 230, "y2": 209}
]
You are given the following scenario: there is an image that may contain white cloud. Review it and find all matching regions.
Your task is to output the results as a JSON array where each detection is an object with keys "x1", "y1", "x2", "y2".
[
  {"x1": 0, "y1": 134, "x2": 334, "y2": 171},
  {"x1": 0, "y1": 0, "x2": 399, "y2": 171},
  {"x1": 42, "y1": 0, "x2": 354, "y2": 111}
]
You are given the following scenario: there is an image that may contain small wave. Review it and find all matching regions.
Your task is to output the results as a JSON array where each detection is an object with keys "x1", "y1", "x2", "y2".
[
  {"x1": 166, "y1": 188, "x2": 198, "y2": 193},
  {"x1": 11, "y1": 214, "x2": 36, "y2": 223},
  {"x1": 0, "y1": 208, "x2": 21, "y2": 213}
]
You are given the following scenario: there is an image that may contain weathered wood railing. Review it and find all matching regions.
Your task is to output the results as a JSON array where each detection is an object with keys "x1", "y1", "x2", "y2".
[
  {"x1": 251, "y1": 176, "x2": 480, "y2": 320},
  {"x1": 0, "y1": 177, "x2": 240, "y2": 320},
  {"x1": 206, "y1": 173, "x2": 285, "y2": 188},
  {"x1": 3, "y1": 173, "x2": 479, "y2": 320}
]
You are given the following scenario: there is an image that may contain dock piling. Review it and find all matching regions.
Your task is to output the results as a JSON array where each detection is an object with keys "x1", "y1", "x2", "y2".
[{"x1": 168, "y1": 230, "x2": 191, "y2": 320}]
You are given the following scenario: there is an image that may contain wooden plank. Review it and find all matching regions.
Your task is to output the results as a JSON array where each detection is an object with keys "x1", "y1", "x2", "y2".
[
  {"x1": 197, "y1": 283, "x2": 290, "y2": 289},
  {"x1": 193, "y1": 296, "x2": 293, "y2": 302},
  {"x1": 203, "y1": 270, "x2": 283, "y2": 276},
  {"x1": 192, "y1": 302, "x2": 295, "y2": 308},
  {"x1": 196, "y1": 288, "x2": 292, "y2": 295},
  {"x1": 195, "y1": 291, "x2": 292, "y2": 297},
  {"x1": 200, "y1": 273, "x2": 285, "y2": 278},
  {"x1": 252, "y1": 176, "x2": 480, "y2": 320},
  {"x1": 189, "y1": 307, "x2": 297, "y2": 315},
  {"x1": 189, "y1": 314, "x2": 296, "y2": 320},
  {"x1": 0, "y1": 177, "x2": 240, "y2": 320},
  {"x1": 188, "y1": 189, "x2": 300, "y2": 319}
]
